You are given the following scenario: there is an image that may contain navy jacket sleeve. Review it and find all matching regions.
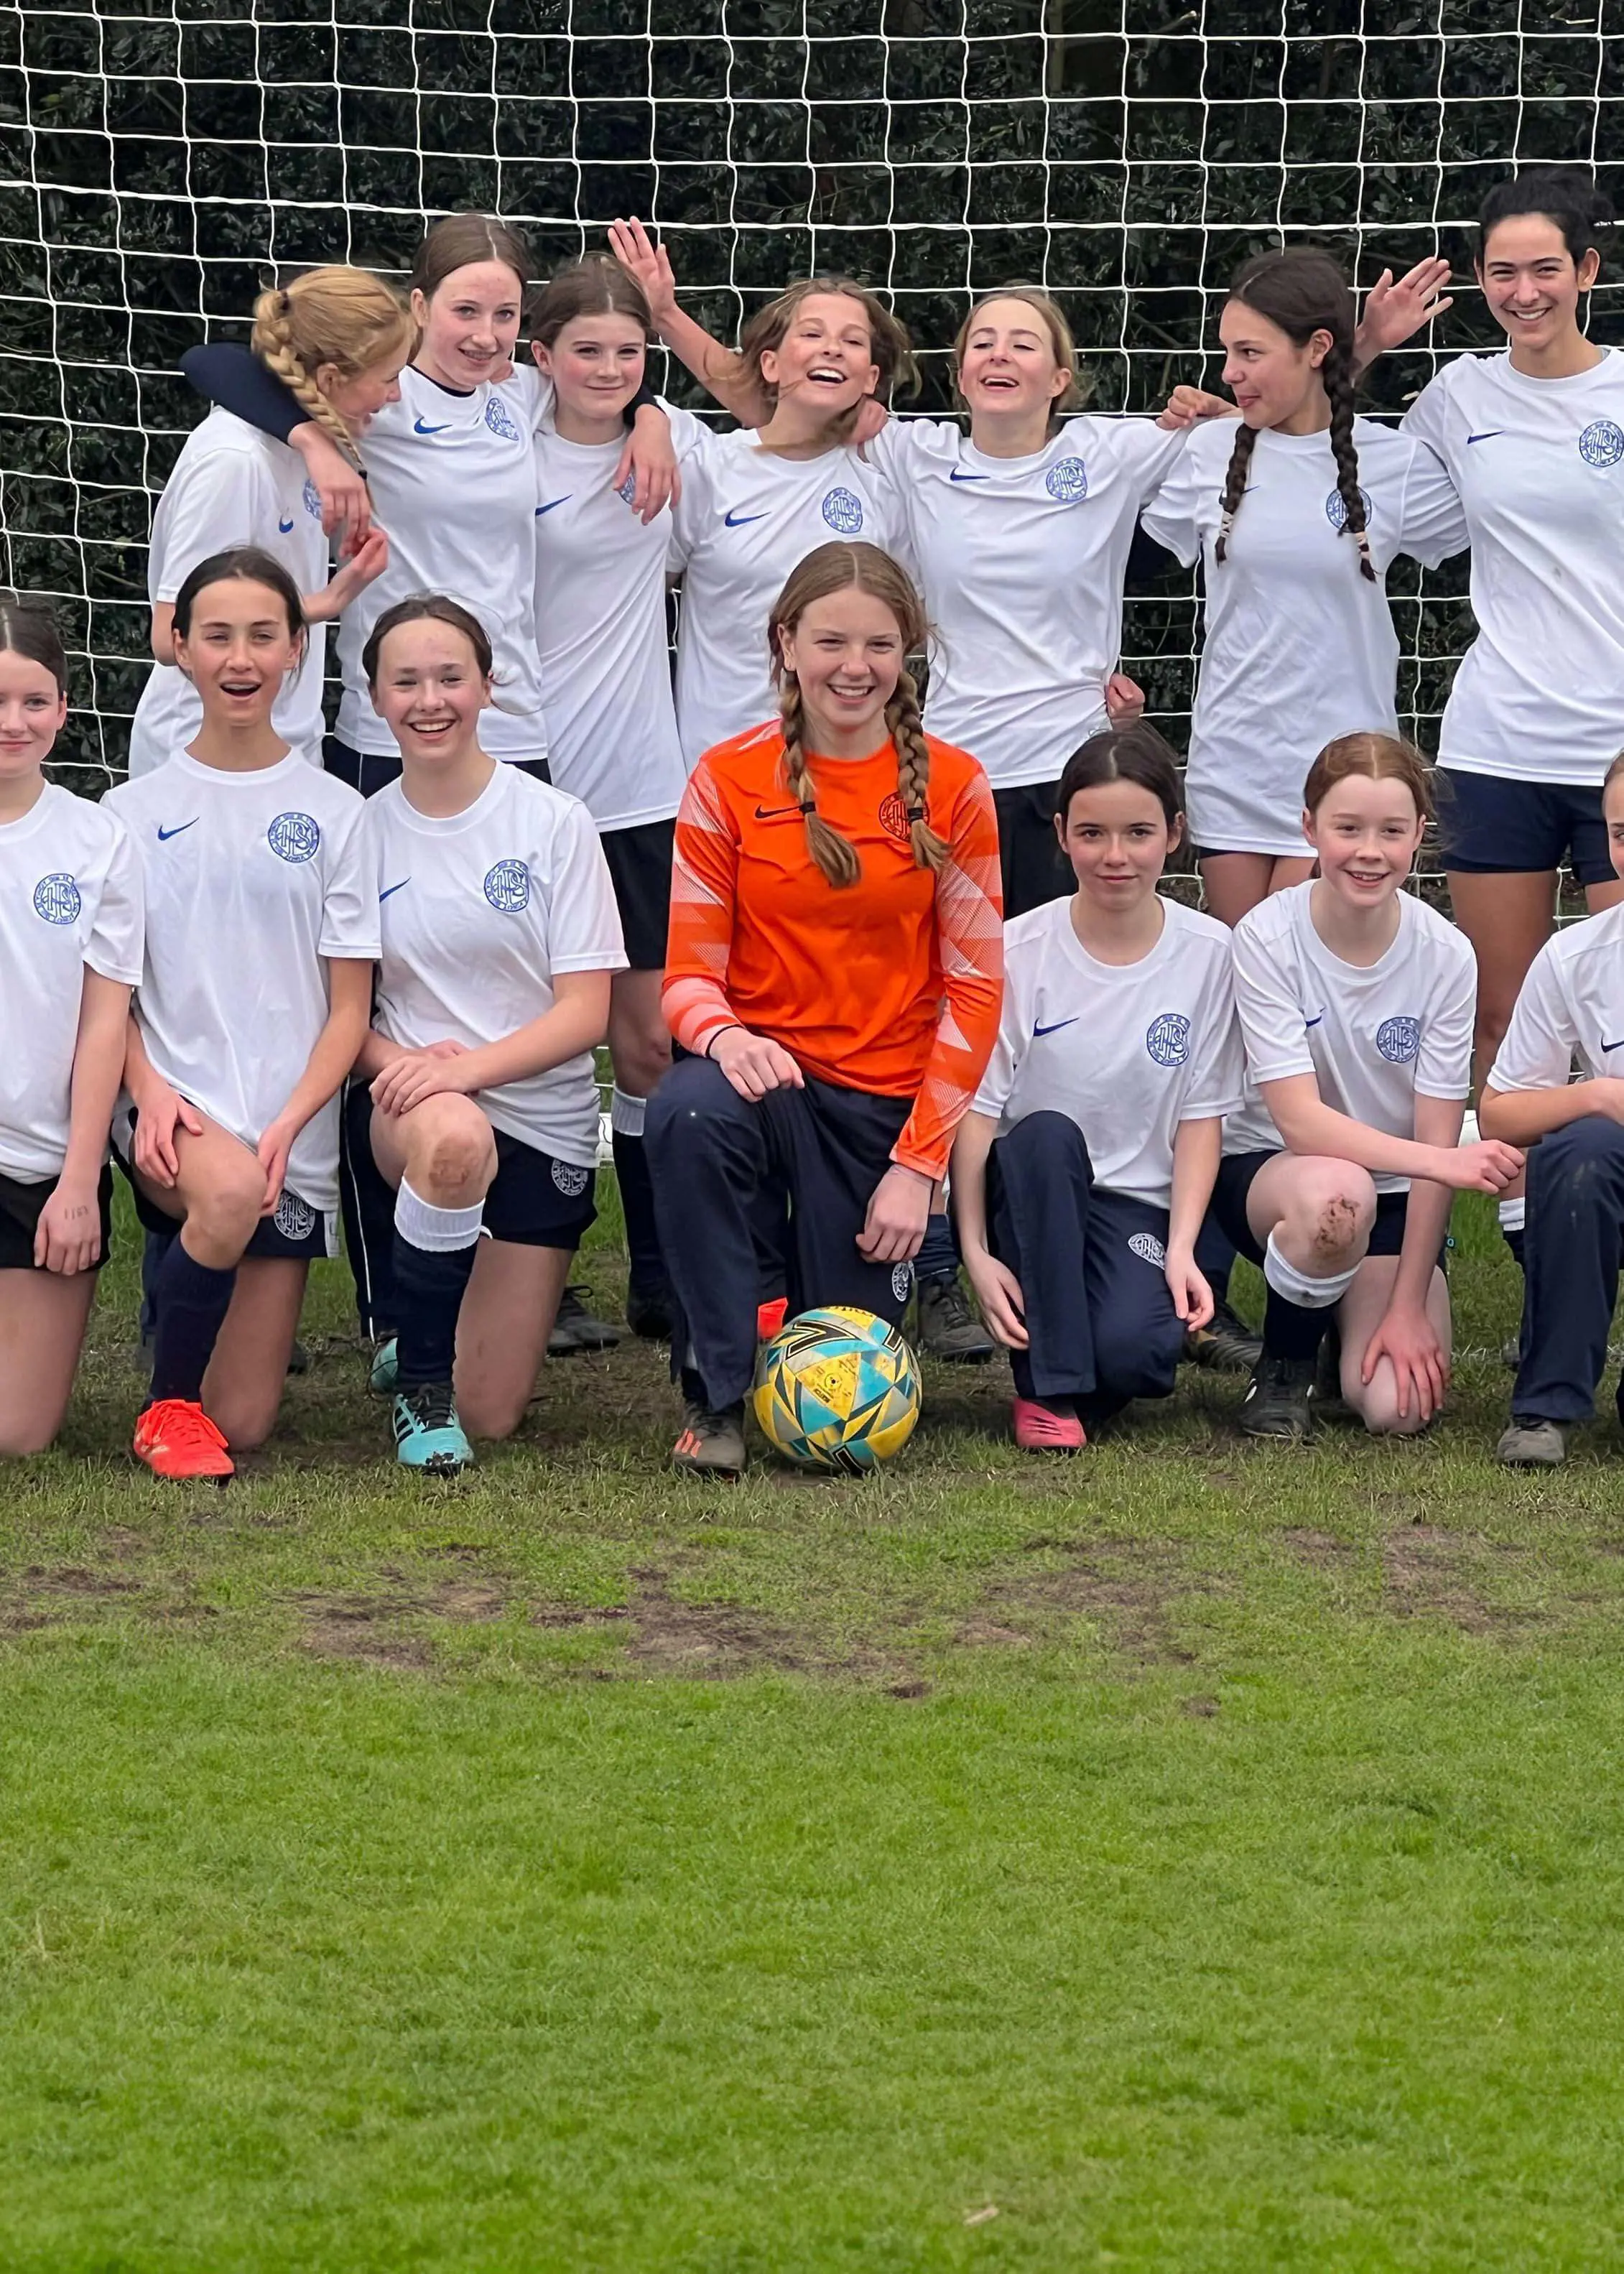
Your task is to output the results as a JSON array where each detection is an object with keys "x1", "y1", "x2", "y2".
[{"x1": 180, "y1": 343, "x2": 304, "y2": 442}]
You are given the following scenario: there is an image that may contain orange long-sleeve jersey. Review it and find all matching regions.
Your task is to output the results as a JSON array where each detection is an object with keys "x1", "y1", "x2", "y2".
[{"x1": 664, "y1": 722, "x2": 1004, "y2": 1180}]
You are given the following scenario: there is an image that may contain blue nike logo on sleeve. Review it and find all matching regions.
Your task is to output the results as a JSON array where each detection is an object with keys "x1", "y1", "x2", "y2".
[
  {"x1": 536, "y1": 496, "x2": 572, "y2": 514},
  {"x1": 1466, "y1": 430, "x2": 1506, "y2": 444},
  {"x1": 1602, "y1": 1036, "x2": 1624, "y2": 1052},
  {"x1": 949, "y1": 468, "x2": 990, "y2": 483},
  {"x1": 724, "y1": 509, "x2": 769, "y2": 527},
  {"x1": 277, "y1": 516, "x2": 295, "y2": 533},
  {"x1": 1033, "y1": 1016, "x2": 1080, "y2": 1037},
  {"x1": 413, "y1": 417, "x2": 452, "y2": 435},
  {"x1": 379, "y1": 878, "x2": 411, "y2": 901},
  {"x1": 156, "y1": 820, "x2": 199, "y2": 842}
]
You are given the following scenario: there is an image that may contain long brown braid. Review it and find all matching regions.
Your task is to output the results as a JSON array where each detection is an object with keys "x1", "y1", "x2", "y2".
[
  {"x1": 1212, "y1": 246, "x2": 1375, "y2": 581},
  {"x1": 249, "y1": 268, "x2": 417, "y2": 463},
  {"x1": 769, "y1": 542, "x2": 945, "y2": 889}
]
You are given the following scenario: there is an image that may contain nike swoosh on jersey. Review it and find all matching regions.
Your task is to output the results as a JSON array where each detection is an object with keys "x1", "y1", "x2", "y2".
[
  {"x1": 277, "y1": 517, "x2": 295, "y2": 533},
  {"x1": 753, "y1": 803, "x2": 803, "y2": 821},
  {"x1": 725, "y1": 509, "x2": 769, "y2": 526},
  {"x1": 1466, "y1": 430, "x2": 1507, "y2": 444},
  {"x1": 1603, "y1": 1036, "x2": 1624, "y2": 1052},
  {"x1": 156, "y1": 820, "x2": 200, "y2": 841},
  {"x1": 949, "y1": 468, "x2": 990, "y2": 483},
  {"x1": 379, "y1": 879, "x2": 412, "y2": 901},
  {"x1": 1304, "y1": 1012, "x2": 1325, "y2": 1027},
  {"x1": 414, "y1": 417, "x2": 453, "y2": 435},
  {"x1": 1033, "y1": 1016, "x2": 1080, "y2": 1037},
  {"x1": 536, "y1": 496, "x2": 572, "y2": 514}
]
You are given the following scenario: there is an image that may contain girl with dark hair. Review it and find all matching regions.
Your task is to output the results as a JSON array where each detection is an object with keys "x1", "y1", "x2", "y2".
[
  {"x1": 1141, "y1": 248, "x2": 1467, "y2": 930},
  {"x1": 130, "y1": 265, "x2": 403, "y2": 778},
  {"x1": 1215, "y1": 736, "x2": 1521, "y2": 1444},
  {"x1": 644, "y1": 543, "x2": 1003, "y2": 1477},
  {"x1": 526, "y1": 256, "x2": 707, "y2": 1341},
  {"x1": 0, "y1": 598, "x2": 144, "y2": 1455},
  {"x1": 952, "y1": 724, "x2": 1243, "y2": 1452},
  {"x1": 107, "y1": 550, "x2": 378, "y2": 1481},
  {"x1": 1402, "y1": 166, "x2": 1624, "y2": 1273},
  {"x1": 180, "y1": 213, "x2": 679, "y2": 797},
  {"x1": 354, "y1": 596, "x2": 626, "y2": 1475}
]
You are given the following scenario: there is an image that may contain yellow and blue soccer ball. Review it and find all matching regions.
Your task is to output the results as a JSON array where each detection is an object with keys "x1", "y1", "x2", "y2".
[{"x1": 753, "y1": 1305, "x2": 922, "y2": 1472}]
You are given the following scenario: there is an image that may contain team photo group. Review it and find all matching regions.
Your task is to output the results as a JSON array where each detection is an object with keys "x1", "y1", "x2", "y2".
[{"x1": 4, "y1": 162, "x2": 1623, "y2": 1485}]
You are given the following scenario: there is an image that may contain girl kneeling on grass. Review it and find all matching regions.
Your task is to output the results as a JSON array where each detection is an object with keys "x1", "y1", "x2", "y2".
[
  {"x1": 0, "y1": 598, "x2": 144, "y2": 1456},
  {"x1": 106, "y1": 549, "x2": 378, "y2": 1481},
  {"x1": 1483, "y1": 755, "x2": 1624, "y2": 1469},
  {"x1": 1216, "y1": 734, "x2": 1523, "y2": 1443},
  {"x1": 356, "y1": 596, "x2": 626, "y2": 1475},
  {"x1": 645, "y1": 542, "x2": 1003, "y2": 1477},
  {"x1": 951, "y1": 725, "x2": 1244, "y2": 1452}
]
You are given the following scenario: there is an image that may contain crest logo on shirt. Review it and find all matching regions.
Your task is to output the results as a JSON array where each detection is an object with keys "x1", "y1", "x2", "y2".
[
  {"x1": 1376, "y1": 1015, "x2": 1421, "y2": 1063},
  {"x1": 32, "y1": 872, "x2": 80, "y2": 925},
  {"x1": 1146, "y1": 1011, "x2": 1191, "y2": 1067},
  {"x1": 891, "y1": 1261, "x2": 914, "y2": 1303},
  {"x1": 1324, "y1": 485, "x2": 1374, "y2": 532},
  {"x1": 820, "y1": 487, "x2": 864, "y2": 534},
  {"x1": 617, "y1": 471, "x2": 638, "y2": 503},
  {"x1": 878, "y1": 791, "x2": 911, "y2": 842},
  {"x1": 483, "y1": 395, "x2": 521, "y2": 442},
  {"x1": 551, "y1": 1159, "x2": 591, "y2": 1198},
  {"x1": 302, "y1": 478, "x2": 323, "y2": 519},
  {"x1": 1127, "y1": 1230, "x2": 1166, "y2": 1268},
  {"x1": 268, "y1": 812, "x2": 321, "y2": 863},
  {"x1": 1578, "y1": 418, "x2": 1624, "y2": 468},
  {"x1": 484, "y1": 858, "x2": 530, "y2": 913},
  {"x1": 274, "y1": 1191, "x2": 317, "y2": 1241},
  {"x1": 1045, "y1": 455, "x2": 1088, "y2": 503}
]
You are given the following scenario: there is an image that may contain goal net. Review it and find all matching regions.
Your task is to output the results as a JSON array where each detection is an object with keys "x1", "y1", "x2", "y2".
[{"x1": 2, "y1": 0, "x2": 1620, "y2": 794}]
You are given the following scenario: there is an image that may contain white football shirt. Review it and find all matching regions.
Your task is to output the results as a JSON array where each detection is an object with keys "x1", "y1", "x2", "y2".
[
  {"x1": 1488, "y1": 899, "x2": 1624, "y2": 1093},
  {"x1": 1403, "y1": 346, "x2": 1624, "y2": 786},
  {"x1": 0, "y1": 785, "x2": 144, "y2": 1182},
  {"x1": 361, "y1": 764, "x2": 627, "y2": 1167},
  {"x1": 532, "y1": 402, "x2": 702, "y2": 830},
  {"x1": 1139, "y1": 418, "x2": 1467, "y2": 856},
  {"x1": 334, "y1": 363, "x2": 549, "y2": 763},
  {"x1": 975, "y1": 894, "x2": 1243, "y2": 1210},
  {"x1": 1225, "y1": 881, "x2": 1477, "y2": 1192},
  {"x1": 129, "y1": 409, "x2": 329, "y2": 778},
  {"x1": 668, "y1": 428, "x2": 906, "y2": 767},
  {"x1": 868, "y1": 416, "x2": 1188, "y2": 789},
  {"x1": 106, "y1": 752, "x2": 378, "y2": 1217}
]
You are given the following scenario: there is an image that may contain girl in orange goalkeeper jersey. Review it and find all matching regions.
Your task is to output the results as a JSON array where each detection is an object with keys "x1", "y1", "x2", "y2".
[{"x1": 646, "y1": 542, "x2": 1004, "y2": 1475}]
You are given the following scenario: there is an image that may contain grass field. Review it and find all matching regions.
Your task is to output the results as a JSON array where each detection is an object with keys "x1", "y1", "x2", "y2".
[{"x1": 5, "y1": 1188, "x2": 1624, "y2": 2270}]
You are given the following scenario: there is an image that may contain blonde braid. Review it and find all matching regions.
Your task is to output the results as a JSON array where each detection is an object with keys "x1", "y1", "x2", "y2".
[
  {"x1": 887, "y1": 670, "x2": 949, "y2": 874},
  {"x1": 779, "y1": 674, "x2": 860, "y2": 888},
  {"x1": 251, "y1": 287, "x2": 363, "y2": 463}
]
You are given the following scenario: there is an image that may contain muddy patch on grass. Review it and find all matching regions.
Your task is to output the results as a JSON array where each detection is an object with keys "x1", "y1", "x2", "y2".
[
  {"x1": 1381, "y1": 1526, "x2": 1541, "y2": 1638},
  {"x1": 978, "y1": 1540, "x2": 1220, "y2": 1666},
  {"x1": 623, "y1": 1565, "x2": 830, "y2": 1677},
  {"x1": 1284, "y1": 1528, "x2": 1358, "y2": 1567}
]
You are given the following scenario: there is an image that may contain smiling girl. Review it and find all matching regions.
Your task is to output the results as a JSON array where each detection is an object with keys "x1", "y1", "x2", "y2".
[
  {"x1": 108, "y1": 549, "x2": 378, "y2": 1481},
  {"x1": 1215, "y1": 735, "x2": 1521, "y2": 1442},
  {"x1": 952, "y1": 725, "x2": 1243, "y2": 1452},
  {"x1": 1402, "y1": 167, "x2": 1624, "y2": 1272},
  {"x1": 644, "y1": 542, "x2": 1003, "y2": 1476},
  {"x1": 0, "y1": 598, "x2": 144, "y2": 1456},
  {"x1": 354, "y1": 597, "x2": 626, "y2": 1475},
  {"x1": 129, "y1": 266, "x2": 406, "y2": 777}
]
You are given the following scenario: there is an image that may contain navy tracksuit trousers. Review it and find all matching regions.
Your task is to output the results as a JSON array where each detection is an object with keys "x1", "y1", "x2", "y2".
[
  {"x1": 1513, "y1": 1113, "x2": 1624, "y2": 1424},
  {"x1": 986, "y1": 1110, "x2": 1184, "y2": 1411},
  {"x1": 645, "y1": 1057, "x2": 916, "y2": 1411}
]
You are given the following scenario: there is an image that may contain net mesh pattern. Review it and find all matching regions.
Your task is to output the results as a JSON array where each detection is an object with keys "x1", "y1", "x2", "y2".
[{"x1": 2, "y1": 0, "x2": 1621, "y2": 794}]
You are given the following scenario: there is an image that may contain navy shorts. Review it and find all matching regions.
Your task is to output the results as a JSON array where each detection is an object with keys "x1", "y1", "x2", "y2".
[
  {"x1": 357, "y1": 1088, "x2": 597, "y2": 1253},
  {"x1": 993, "y1": 781, "x2": 1072, "y2": 919},
  {"x1": 1435, "y1": 768, "x2": 1614, "y2": 888},
  {"x1": 600, "y1": 816, "x2": 675, "y2": 971},
  {"x1": 0, "y1": 1164, "x2": 114, "y2": 1272},
  {"x1": 119, "y1": 1149, "x2": 334, "y2": 1261},
  {"x1": 1213, "y1": 1149, "x2": 1443, "y2": 1272}
]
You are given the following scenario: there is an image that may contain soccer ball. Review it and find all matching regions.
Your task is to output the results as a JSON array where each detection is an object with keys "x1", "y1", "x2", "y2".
[{"x1": 753, "y1": 1306, "x2": 922, "y2": 1473}]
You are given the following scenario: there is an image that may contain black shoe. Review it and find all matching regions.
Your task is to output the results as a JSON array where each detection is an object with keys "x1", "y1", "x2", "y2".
[
  {"x1": 1312, "y1": 1317, "x2": 1350, "y2": 1421},
  {"x1": 672, "y1": 1400, "x2": 747, "y2": 1477},
  {"x1": 1238, "y1": 1352, "x2": 1317, "y2": 1442},
  {"x1": 914, "y1": 1275, "x2": 995, "y2": 1363},
  {"x1": 1183, "y1": 1296, "x2": 1262, "y2": 1375},
  {"x1": 626, "y1": 1281, "x2": 672, "y2": 1342},
  {"x1": 547, "y1": 1284, "x2": 622, "y2": 1356}
]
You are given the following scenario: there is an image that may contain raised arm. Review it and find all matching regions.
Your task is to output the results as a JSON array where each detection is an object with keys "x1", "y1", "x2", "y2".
[{"x1": 609, "y1": 217, "x2": 773, "y2": 428}]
